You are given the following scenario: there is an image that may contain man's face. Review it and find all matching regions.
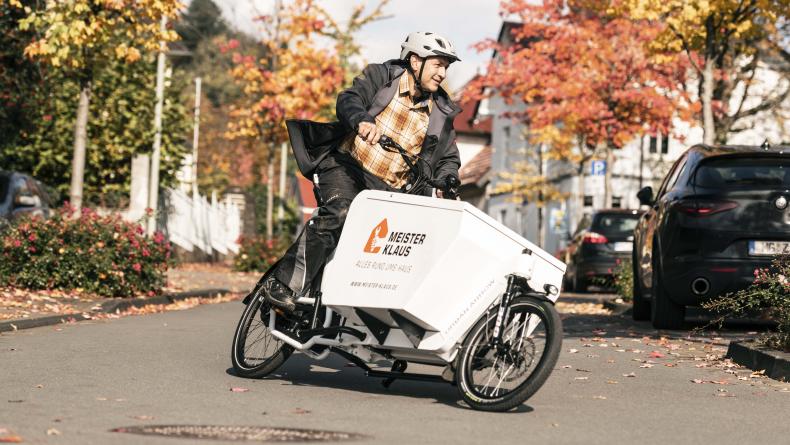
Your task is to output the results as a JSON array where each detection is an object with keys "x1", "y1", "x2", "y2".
[{"x1": 410, "y1": 55, "x2": 450, "y2": 93}]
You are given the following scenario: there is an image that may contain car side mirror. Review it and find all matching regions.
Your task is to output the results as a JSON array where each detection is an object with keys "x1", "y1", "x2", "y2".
[
  {"x1": 14, "y1": 194, "x2": 39, "y2": 208},
  {"x1": 636, "y1": 186, "x2": 654, "y2": 206}
]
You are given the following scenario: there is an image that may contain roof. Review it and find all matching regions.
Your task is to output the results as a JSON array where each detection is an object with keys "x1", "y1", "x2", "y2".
[
  {"x1": 296, "y1": 174, "x2": 317, "y2": 223},
  {"x1": 688, "y1": 144, "x2": 790, "y2": 158},
  {"x1": 459, "y1": 145, "x2": 492, "y2": 186},
  {"x1": 454, "y1": 75, "x2": 492, "y2": 135}
]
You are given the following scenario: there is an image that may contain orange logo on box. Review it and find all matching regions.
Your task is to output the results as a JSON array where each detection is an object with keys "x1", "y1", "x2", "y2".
[{"x1": 363, "y1": 218, "x2": 388, "y2": 253}]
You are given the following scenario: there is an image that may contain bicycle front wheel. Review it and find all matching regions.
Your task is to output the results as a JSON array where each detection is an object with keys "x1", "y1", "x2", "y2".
[
  {"x1": 231, "y1": 290, "x2": 294, "y2": 378},
  {"x1": 456, "y1": 296, "x2": 563, "y2": 412}
]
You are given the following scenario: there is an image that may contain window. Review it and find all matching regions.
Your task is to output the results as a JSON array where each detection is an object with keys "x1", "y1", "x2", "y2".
[
  {"x1": 661, "y1": 136, "x2": 669, "y2": 154},
  {"x1": 649, "y1": 136, "x2": 658, "y2": 154},
  {"x1": 584, "y1": 195, "x2": 593, "y2": 207},
  {"x1": 694, "y1": 157, "x2": 790, "y2": 189},
  {"x1": 499, "y1": 209, "x2": 507, "y2": 224},
  {"x1": 612, "y1": 196, "x2": 622, "y2": 208}
]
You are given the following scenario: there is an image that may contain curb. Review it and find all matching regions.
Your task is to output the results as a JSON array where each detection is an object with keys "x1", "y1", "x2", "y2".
[
  {"x1": 601, "y1": 299, "x2": 632, "y2": 316},
  {"x1": 0, "y1": 288, "x2": 230, "y2": 334},
  {"x1": 726, "y1": 341, "x2": 790, "y2": 382}
]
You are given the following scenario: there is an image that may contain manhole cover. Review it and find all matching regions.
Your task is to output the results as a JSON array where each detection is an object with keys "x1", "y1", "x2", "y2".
[{"x1": 112, "y1": 425, "x2": 366, "y2": 442}]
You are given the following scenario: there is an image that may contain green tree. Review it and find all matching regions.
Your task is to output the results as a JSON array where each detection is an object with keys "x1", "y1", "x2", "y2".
[
  {"x1": 16, "y1": 0, "x2": 181, "y2": 211},
  {"x1": 1, "y1": 57, "x2": 190, "y2": 205},
  {"x1": 174, "y1": 0, "x2": 228, "y2": 52}
]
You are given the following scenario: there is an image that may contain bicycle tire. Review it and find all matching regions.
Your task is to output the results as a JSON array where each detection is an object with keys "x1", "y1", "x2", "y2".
[
  {"x1": 456, "y1": 296, "x2": 563, "y2": 412},
  {"x1": 231, "y1": 292, "x2": 294, "y2": 378}
]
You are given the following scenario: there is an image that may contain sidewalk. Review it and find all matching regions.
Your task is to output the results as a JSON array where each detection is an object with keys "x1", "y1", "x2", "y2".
[{"x1": 0, "y1": 264, "x2": 261, "y2": 332}]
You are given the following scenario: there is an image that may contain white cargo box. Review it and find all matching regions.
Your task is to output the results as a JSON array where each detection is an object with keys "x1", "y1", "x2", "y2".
[{"x1": 321, "y1": 190, "x2": 565, "y2": 356}]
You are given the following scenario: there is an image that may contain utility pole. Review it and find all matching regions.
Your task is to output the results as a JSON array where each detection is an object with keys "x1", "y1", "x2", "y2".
[
  {"x1": 146, "y1": 15, "x2": 167, "y2": 236},
  {"x1": 192, "y1": 77, "x2": 202, "y2": 199}
]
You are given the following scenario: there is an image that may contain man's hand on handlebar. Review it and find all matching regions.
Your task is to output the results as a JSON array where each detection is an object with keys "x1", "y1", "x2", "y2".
[
  {"x1": 433, "y1": 175, "x2": 460, "y2": 200},
  {"x1": 358, "y1": 122, "x2": 382, "y2": 146}
]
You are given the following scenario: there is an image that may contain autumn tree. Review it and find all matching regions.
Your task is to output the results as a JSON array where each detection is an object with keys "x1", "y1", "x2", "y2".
[
  {"x1": 225, "y1": 0, "x2": 388, "y2": 238},
  {"x1": 466, "y1": 0, "x2": 691, "y2": 224},
  {"x1": 606, "y1": 0, "x2": 790, "y2": 144},
  {"x1": 16, "y1": 0, "x2": 182, "y2": 211}
]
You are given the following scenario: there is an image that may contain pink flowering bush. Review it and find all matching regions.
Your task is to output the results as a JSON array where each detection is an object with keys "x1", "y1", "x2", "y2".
[
  {"x1": 703, "y1": 255, "x2": 790, "y2": 352},
  {"x1": 0, "y1": 206, "x2": 172, "y2": 297},
  {"x1": 233, "y1": 236, "x2": 288, "y2": 273}
]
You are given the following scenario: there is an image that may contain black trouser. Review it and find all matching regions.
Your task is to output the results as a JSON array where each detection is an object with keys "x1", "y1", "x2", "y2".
[{"x1": 273, "y1": 153, "x2": 395, "y2": 295}]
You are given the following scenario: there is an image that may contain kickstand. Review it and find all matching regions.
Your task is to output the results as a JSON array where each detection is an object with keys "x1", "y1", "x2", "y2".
[{"x1": 381, "y1": 360, "x2": 407, "y2": 389}]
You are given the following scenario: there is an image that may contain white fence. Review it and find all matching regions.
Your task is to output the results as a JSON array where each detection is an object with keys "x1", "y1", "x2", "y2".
[{"x1": 162, "y1": 188, "x2": 241, "y2": 255}]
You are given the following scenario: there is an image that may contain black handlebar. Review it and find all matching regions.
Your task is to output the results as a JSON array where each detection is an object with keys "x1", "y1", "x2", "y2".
[{"x1": 378, "y1": 136, "x2": 459, "y2": 200}]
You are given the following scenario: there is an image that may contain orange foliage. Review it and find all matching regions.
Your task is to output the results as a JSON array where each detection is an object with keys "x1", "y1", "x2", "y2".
[{"x1": 466, "y1": 0, "x2": 693, "y2": 157}]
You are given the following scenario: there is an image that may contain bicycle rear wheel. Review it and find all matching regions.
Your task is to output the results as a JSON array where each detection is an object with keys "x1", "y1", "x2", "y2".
[
  {"x1": 231, "y1": 290, "x2": 294, "y2": 378},
  {"x1": 456, "y1": 296, "x2": 562, "y2": 412}
]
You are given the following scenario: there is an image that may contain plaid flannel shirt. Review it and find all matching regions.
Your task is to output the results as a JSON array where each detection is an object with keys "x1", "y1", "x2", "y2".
[{"x1": 341, "y1": 73, "x2": 432, "y2": 188}]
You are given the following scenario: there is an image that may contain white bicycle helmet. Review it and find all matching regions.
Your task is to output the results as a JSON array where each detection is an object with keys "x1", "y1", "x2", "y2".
[{"x1": 400, "y1": 32, "x2": 460, "y2": 63}]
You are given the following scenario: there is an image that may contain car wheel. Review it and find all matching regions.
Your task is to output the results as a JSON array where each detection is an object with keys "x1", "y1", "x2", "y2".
[
  {"x1": 650, "y1": 251, "x2": 685, "y2": 330},
  {"x1": 563, "y1": 273, "x2": 575, "y2": 292},
  {"x1": 574, "y1": 274, "x2": 587, "y2": 293},
  {"x1": 631, "y1": 250, "x2": 650, "y2": 321}
]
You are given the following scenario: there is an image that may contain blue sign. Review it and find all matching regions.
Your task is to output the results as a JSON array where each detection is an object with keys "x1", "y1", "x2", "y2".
[{"x1": 591, "y1": 160, "x2": 607, "y2": 176}]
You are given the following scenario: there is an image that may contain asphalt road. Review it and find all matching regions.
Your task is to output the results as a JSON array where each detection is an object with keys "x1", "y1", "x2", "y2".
[{"x1": 1, "y1": 296, "x2": 788, "y2": 445}]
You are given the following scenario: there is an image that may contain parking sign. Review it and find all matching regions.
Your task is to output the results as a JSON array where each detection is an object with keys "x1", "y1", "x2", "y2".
[{"x1": 591, "y1": 160, "x2": 607, "y2": 176}]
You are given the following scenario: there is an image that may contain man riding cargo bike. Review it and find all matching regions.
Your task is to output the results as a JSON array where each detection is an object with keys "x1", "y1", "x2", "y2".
[{"x1": 231, "y1": 33, "x2": 566, "y2": 412}]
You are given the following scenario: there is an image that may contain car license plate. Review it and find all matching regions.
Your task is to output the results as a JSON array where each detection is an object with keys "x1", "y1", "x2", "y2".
[
  {"x1": 614, "y1": 242, "x2": 633, "y2": 252},
  {"x1": 749, "y1": 241, "x2": 790, "y2": 256}
]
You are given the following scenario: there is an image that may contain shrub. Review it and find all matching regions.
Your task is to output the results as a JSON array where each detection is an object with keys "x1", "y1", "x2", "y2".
[
  {"x1": 0, "y1": 206, "x2": 172, "y2": 297},
  {"x1": 233, "y1": 236, "x2": 288, "y2": 273},
  {"x1": 591, "y1": 258, "x2": 633, "y2": 302},
  {"x1": 702, "y1": 255, "x2": 790, "y2": 352}
]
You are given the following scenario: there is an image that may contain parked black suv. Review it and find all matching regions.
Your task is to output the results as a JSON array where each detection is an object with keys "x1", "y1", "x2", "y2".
[
  {"x1": 0, "y1": 171, "x2": 53, "y2": 227},
  {"x1": 563, "y1": 209, "x2": 642, "y2": 292},
  {"x1": 632, "y1": 144, "x2": 790, "y2": 329}
]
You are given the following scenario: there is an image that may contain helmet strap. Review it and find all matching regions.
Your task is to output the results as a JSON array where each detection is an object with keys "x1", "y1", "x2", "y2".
[{"x1": 409, "y1": 57, "x2": 429, "y2": 101}]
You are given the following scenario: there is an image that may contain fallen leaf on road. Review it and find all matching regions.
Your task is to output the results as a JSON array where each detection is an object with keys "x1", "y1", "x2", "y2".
[
  {"x1": 551, "y1": 423, "x2": 560, "y2": 428},
  {"x1": 606, "y1": 360, "x2": 615, "y2": 364},
  {"x1": 46, "y1": 428, "x2": 61, "y2": 436},
  {"x1": 710, "y1": 380, "x2": 730, "y2": 385},
  {"x1": 561, "y1": 365, "x2": 572, "y2": 369},
  {"x1": 639, "y1": 364, "x2": 654, "y2": 368},
  {"x1": 0, "y1": 435, "x2": 23, "y2": 443},
  {"x1": 622, "y1": 373, "x2": 636, "y2": 378},
  {"x1": 664, "y1": 363, "x2": 677, "y2": 367},
  {"x1": 616, "y1": 349, "x2": 626, "y2": 352},
  {"x1": 691, "y1": 379, "x2": 705, "y2": 384},
  {"x1": 606, "y1": 380, "x2": 619, "y2": 384},
  {"x1": 750, "y1": 370, "x2": 766, "y2": 378},
  {"x1": 131, "y1": 415, "x2": 154, "y2": 420},
  {"x1": 34, "y1": 384, "x2": 43, "y2": 389},
  {"x1": 574, "y1": 377, "x2": 589, "y2": 381},
  {"x1": 576, "y1": 368, "x2": 591, "y2": 372},
  {"x1": 592, "y1": 395, "x2": 607, "y2": 400},
  {"x1": 649, "y1": 351, "x2": 665, "y2": 359},
  {"x1": 738, "y1": 377, "x2": 749, "y2": 381},
  {"x1": 292, "y1": 408, "x2": 311, "y2": 414},
  {"x1": 96, "y1": 397, "x2": 107, "y2": 401},
  {"x1": 568, "y1": 349, "x2": 579, "y2": 354},
  {"x1": 230, "y1": 387, "x2": 250, "y2": 393}
]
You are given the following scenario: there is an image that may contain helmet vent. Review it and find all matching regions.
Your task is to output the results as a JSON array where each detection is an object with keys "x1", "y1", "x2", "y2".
[
  {"x1": 423, "y1": 45, "x2": 431, "y2": 50},
  {"x1": 435, "y1": 39, "x2": 446, "y2": 49},
  {"x1": 425, "y1": 32, "x2": 433, "y2": 35}
]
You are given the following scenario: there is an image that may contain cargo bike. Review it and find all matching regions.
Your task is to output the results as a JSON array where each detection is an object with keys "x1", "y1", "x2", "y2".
[{"x1": 231, "y1": 136, "x2": 566, "y2": 412}]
